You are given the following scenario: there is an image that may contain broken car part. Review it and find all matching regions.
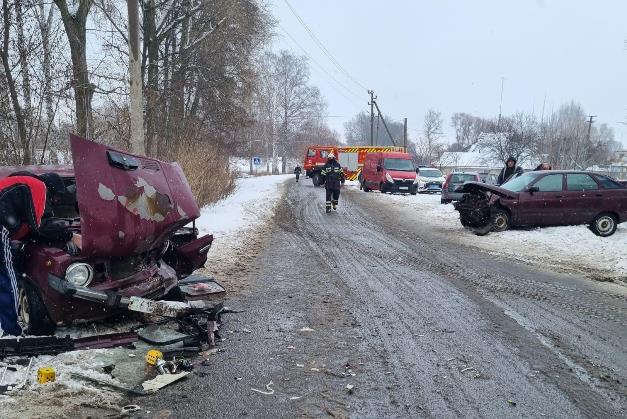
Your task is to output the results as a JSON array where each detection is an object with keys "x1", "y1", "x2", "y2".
[
  {"x1": 72, "y1": 373, "x2": 150, "y2": 396},
  {"x1": 0, "y1": 332, "x2": 139, "y2": 358},
  {"x1": 48, "y1": 274, "x2": 224, "y2": 318}
]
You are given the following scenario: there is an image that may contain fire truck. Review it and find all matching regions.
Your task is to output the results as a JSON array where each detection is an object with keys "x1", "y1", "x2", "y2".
[{"x1": 304, "y1": 145, "x2": 405, "y2": 186}]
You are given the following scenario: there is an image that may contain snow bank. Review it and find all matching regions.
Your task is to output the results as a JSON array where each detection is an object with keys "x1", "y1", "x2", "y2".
[
  {"x1": 345, "y1": 184, "x2": 627, "y2": 281},
  {"x1": 196, "y1": 174, "x2": 291, "y2": 239}
]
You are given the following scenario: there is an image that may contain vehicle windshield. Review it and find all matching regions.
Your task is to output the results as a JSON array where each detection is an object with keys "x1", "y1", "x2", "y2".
[
  {"x1": 384, "y1": 158, "x2": 414, "y2": 171},
  {"x1": 420, "y1": 169, "x2": 442, "y2": 178},
  {"x1": 500, "y1": 172, "x2": 540, "y2": 192}
]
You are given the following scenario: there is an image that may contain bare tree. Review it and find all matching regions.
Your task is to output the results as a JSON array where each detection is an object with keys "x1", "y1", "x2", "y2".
[
  {"x1": 54, "y1": 0, "x2": 94, "y2": 138},
  {"x1": 419, "y1": 109, "x2": 444, "y2": 164}
]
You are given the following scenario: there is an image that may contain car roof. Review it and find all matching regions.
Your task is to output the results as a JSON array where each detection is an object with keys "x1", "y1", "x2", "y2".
[{"x1": 0, "y1": 165, "x2": 74, "y2": 178}]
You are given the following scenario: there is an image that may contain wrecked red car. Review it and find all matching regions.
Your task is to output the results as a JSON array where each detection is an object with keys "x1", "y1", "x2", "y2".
[
  {"x1": 0, "y1": 135, "x2": 214, "y2": 334},
  {"x1": 454, "y1": 170, "x2": 627, "y2": 237}
]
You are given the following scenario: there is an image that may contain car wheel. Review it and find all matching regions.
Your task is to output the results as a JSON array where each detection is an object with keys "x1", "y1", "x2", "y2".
[
  {"x1": 380, "y1": 183, "x2": 387, "y2": 194},
  {"x1": 19, "y1": 282, "x2": 55, "y2": 335},
  {"x1": 491, "y1": 208, "x2": 510, "y2": 232},
  {"x1": 363, "y1": 183, "x2": 370, "y2": 192},
  {"x1": 590, "y1": 213, "x2": 617, "y2": 237}
]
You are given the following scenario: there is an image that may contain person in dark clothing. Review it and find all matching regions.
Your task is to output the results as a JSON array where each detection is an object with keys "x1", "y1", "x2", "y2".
[
  {"x1": 0, "y1": 175, "x2": 47, "y2": 336},
  {"x1": 534, "y1": 162, "x2": 552, "y2": 171},
  {"x1": 497, "y1": 156, "x2": 524, "y2": 185},
  {"x1": 320, "y1": 152, "x2": 345, "y2": 213},
  {"x1": 0, "y1": 172, "x2": 81, "y2": 336},
  {"x1": 294, "y1": 166, "x2": 302, "y2": 183}
]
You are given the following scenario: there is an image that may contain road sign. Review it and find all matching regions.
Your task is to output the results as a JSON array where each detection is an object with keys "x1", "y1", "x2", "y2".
[{"x1": 253, "y1": 157, "x2": 261, "y2": 166}]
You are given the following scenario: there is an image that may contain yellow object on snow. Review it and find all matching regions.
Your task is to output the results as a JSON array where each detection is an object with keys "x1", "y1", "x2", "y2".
[
  {"x1": 37, "y1": 367, "x2": 56, "y2": 384},
  {"x1": 145, "y1": 349, "x2": 163, "y2": 365}
]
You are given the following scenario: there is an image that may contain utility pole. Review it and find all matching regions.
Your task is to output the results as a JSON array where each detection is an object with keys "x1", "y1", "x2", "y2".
[
  {"x1": 497, "y1": 76, "x2": 504, "y2": 130},
  {"x1": 403, "y1": 118, "x2": 408, "y2": 150},
  {"x1": 128, "y1": 0, "x2": 145, "y2": 154},
  {"x1": 373, "y1": 101, "x2": 397, "y2": 147},
  {"x1": 368, "y1": 90, "x2": 376, "y2": 146},
  {"x1": 586, "y1": 115, "x2": 596, "y2": 142}
]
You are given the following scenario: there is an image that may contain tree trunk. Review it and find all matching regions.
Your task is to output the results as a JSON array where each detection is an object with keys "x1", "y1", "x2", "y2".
[
  {"x1": 144, "y1": 0, "x2": 159, "y2": 156},
  {"x1": 1, "y1": 0, "x2": 29, "y2": 164},
  {"x1": 54, "y1": 0, "x2": 93, "y2": 139},
  {"x1": 15, "y1": 0, "x2": 33, "y2": 162}
]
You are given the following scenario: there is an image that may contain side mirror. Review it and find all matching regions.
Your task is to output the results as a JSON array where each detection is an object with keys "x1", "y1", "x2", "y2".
[
  {"x1": 376, "y1": 165, "x2": 382, "y2": 172},
  {"x1": 415, "y1": 168, "x2": 419, "y2": 174},
  {"x1": 527, "y1": 186, "x2": 539, "y2": 193}
]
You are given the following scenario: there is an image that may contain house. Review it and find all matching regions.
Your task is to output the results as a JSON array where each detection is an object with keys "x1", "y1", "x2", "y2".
[{"x1": 436, "y1": 144, "x2": 503, "y2": 175}]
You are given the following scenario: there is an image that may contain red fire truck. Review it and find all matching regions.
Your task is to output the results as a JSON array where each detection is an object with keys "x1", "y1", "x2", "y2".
[{"x1": 304, "y1": 145, "x2": 405, "y2": 186}]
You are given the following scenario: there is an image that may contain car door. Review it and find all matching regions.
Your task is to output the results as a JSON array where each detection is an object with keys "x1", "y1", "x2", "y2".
[
  {"x1": 563, "y1": 173, "x2": 601, "y2": 225},
  {"x1": 516, "y1": 173, "x2": 565, "y2": 225}
]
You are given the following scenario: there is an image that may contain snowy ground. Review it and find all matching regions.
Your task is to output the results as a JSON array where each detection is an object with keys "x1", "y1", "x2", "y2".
[
  {"x1": 344, "y1": 183, "x2": 627, "y2": 282},
  {"x1": 195, "y1": 174, "x2": 292, "y2": 292}
]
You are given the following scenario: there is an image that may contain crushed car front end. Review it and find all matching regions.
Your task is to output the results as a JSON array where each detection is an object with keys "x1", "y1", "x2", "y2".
[{"x1": 453, "y1": 182, "x2": 519, "y2": 234}]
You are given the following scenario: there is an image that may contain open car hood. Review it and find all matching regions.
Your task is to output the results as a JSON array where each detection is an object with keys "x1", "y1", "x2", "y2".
[
  {"x1": 455, "y1": 181, "x2": 519, "y2": 198},
  {"x1": 71, "y1": 134, "x2": 200, "y2": 258}
]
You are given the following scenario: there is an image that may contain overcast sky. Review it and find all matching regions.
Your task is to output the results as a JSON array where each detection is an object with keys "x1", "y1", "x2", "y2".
[{"x1": 269, "y1": 0, "x2": 627, "y2": 147}]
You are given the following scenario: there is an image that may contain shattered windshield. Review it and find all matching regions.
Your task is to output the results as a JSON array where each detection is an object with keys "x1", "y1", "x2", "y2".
[
  {"x1": 500, "y1": 172, "x2": 540, "y2": 192},
  {"x1": 384, "y1": 158, "x2": 414, "y2": 171}
]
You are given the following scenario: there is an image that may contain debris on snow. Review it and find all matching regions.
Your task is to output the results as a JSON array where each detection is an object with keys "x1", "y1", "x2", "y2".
[{"x1": 250, "y1": 380, "x2": 274, "y2": 395}]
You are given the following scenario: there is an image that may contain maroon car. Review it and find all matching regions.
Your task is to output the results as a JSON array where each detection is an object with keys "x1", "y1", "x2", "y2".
[
  {"x1": 1, "y1": 135, "x2": 214, "y2": 334},
  {"x1": 454, "y1": 170, "x2": 627, "y2": 236}
]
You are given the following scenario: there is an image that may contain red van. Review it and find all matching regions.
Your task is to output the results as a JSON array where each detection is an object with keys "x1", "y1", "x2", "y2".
[{"x1": 361, "y1": 152, "x2": 418, "y2": 194}]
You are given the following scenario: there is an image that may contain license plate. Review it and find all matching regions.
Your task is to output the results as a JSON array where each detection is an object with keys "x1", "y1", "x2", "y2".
[
  {"x1": 399, "y1": 186, "x2": 408, "y2": 190},
  {"x1": 428, "y1": 185, "x2": 439, "y2": 189}
]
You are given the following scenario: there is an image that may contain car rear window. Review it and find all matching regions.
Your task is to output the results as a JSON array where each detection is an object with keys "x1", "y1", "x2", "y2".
[
  {"x1": 566, "y1": 174, "x2": 598, "y2": 191},
  {"x1": 451, "y1": 174, "x2": 476, "y2": 183},
  {"x1": 533, "y1": 174, "x2": 563, "y2": 192},
  {"x1": 594, "y1": 175, "x2": 623, "y2": 189}
]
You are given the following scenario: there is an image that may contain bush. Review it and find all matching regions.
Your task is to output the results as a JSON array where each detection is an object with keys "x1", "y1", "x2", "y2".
[{"x1": 173, "y1": 140, "x2": 236, "y2": 207}]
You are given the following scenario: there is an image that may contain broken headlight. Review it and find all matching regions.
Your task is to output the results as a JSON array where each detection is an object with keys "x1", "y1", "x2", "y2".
[
  {"x1": 385, "y1": 173, "x2": 394, "y2": 183},
  {"x1": 65, "y1": 263, "x2": 94, "y2": 287}
]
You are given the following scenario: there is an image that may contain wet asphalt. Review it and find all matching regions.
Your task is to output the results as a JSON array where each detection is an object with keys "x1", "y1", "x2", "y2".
[{"x1": 134, "y1": 180, "x2": 627, "y2": 418}]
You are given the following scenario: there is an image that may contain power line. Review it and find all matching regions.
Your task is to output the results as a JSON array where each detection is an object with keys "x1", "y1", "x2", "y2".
[
  {"x1": 278, "y1": 26, "x2": 364, "y2": 104},
  {"x1": 283, "y1": 0, "x2": 369, "y2": 93}
]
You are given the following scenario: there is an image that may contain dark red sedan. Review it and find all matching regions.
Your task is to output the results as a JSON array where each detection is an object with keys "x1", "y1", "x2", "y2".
[
  {"x1": 1, "y1": 135, "x2": 214, "y2": 334},
  {"x1": 454, "y1": 171, "x2": 627, "y2": 236}
]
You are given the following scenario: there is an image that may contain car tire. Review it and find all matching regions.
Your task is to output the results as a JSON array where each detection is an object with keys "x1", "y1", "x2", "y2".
[
  {"x1": 590, "y1": 213, "x2": 617, "y2": 237},
  {"x1": 363, "y1": 183, "x2": 370, "y2": 192},
  {"x1": 380, "y1": 183, "x2": 387, "y2": 194},
  {"x1": 19, "y1": 281, "x2": 55, "y2": 335},
  {"x1": 491, "y1": 208, "x2": 511, "y2": 232}
]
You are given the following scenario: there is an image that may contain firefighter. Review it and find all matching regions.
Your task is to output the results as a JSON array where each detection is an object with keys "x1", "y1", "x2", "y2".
[
  {"x1": 320, "y1": 152, "x2": 345, "y2": 213},
  {"x1": 294, "y1": 165, "x2": 302, "y2": 183}
]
